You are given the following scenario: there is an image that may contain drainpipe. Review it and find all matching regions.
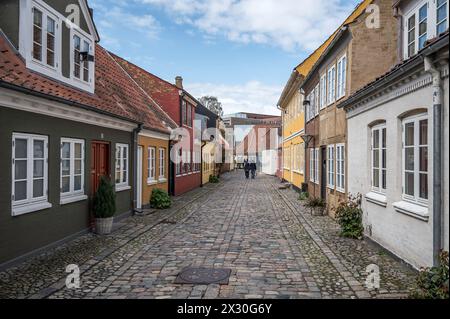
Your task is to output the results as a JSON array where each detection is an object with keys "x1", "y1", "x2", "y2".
[
  {"x1": 276, "y1": 105, "x2": 285, "y2": 180},
  {"x1": 424, "y1": 56, "x2": 442, "y2": 267},
  {"x1": 132, "y1": 124, "x2": 143, "y2": 214}
]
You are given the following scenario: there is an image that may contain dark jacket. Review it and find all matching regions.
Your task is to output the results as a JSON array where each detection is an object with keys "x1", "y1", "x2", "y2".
[{"x1": 250, "y1": 163, "x2": 257, "y2": 171}]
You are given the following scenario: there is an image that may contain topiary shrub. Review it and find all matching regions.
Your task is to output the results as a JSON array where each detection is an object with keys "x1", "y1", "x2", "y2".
[
  {"x1": 335, "y1": 193, "x2": 364, "y2": 239},
  {"x1": 93, "y1": 177, "x2": 116, "y2": 219},
  {"x1": 209, "y1": 175, "x2": 219, "y2": 183},
  {"x1": 410, "y1": 251, "x2": 449, "y2": 299},
  {"x1": 150, "y1": 188, "x2": 172, "y2": 209},
  {"x1": 299, "y1": 192, "x2": 309, "y2": 201}
]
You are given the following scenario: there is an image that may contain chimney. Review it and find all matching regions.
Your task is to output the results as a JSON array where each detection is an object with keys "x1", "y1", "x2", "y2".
[{"x1": 175, "y1": 76, "x2": 183, "y2": 89}]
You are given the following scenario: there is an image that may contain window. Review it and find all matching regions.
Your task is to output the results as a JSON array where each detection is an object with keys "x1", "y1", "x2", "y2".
[
  {"x1": 182, "y1": 100, "x2": 192, "y2": 126},
  {"x1": 61, "y1": 138, "x2": 85, "y2": 199},
  {"x1": 327, "y1": 65, "x2": 336, "y2": 105},
  {"x1": 437, "y1": 0, "x2": 448, "y2": 35},
  {"x1": 314, "y1": 148, "x2": 319, "y2": 184},
  {"x1": 32, "y1": 6, "x2": 58, "y2": 68},
  {"x1": 310, "y1": 149, "x2": 315, "y2": 182},
  {"x1": 327, "y1": 145, "x2": 335, "y2": 188},
  {"x1": 115, "y1": 144, "x2": 129, "y2": 190},
  {"x1": 293, "y1": 144, "x2": 304, "y2": 173},
  {"x1": 337, "y1": 55, "x2": 347, "y2": 99},
  {"x1": 159, "y1": 148, "x2": 166, "y2": 179},
  {"x1": 72, "y1": 30, "x2": 93, "y2": 84},
  {"x1": 176, "y1": 148, "x2": 182, "y2": 176},
  {"x1": 320, "y1": 74, "x2": 327, "y2": 109},
  {"x1": 148, "y1": 147, "x2": 156, "y2": 183},
  {"x1": 284, "y1": 146, "x2": 291, "y2": 170},
  {"x1": 314, "y1": 84, "x2": 320, "y2": 115},
  {"x1": 403, "y1": 114, "x2": 428, "y2": 203},
  {"x1": 12, "y1": 133, "x2": 49, "y2": 215},
  {"x1": 336, "y1": 144, "x2": 345, "y2": 193},
  {"x1": 371, "y1": 125, "x2": 387, "y2": 193},
  {"x1": 73, "y1": 35, "x2": 81, "y2": 79}
]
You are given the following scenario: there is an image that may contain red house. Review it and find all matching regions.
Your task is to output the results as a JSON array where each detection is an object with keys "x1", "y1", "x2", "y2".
[{"x1": 111, "y1": 54, "x2": 202, "y2": 196}]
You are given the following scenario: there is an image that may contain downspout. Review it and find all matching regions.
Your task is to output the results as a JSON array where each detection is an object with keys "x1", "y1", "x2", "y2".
[
  {"x1": 132, "y1": 124, "x2": 143, "y2": 214},
  {"x1": 424, "y1": 56, "x2": 443, "y2": 267}
]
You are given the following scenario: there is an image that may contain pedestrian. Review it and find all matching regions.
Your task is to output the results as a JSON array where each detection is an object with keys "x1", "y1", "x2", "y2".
[
  {"x1": 250, "y1": 161, "x2": 257, "y2": 179},
  {"x1": 244, "y1": 160, "x2": 250, "y2": 179}
]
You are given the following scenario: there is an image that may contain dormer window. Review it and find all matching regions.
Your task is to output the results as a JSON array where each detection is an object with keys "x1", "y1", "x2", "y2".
[
  {"x1": 31, "y1": 6, "x2": 59, "y2": 69},
  {"x1": 71, "y1": 32, "x2": 93, "y2": 84}
]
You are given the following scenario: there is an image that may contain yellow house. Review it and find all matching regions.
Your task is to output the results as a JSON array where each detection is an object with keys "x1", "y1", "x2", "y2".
[
  {"x1": 202, "y1": 142, "x2": 216, "y2": 185},
  {"x1": 278, "y1": 0, "x2": 373, "y2": 191}
]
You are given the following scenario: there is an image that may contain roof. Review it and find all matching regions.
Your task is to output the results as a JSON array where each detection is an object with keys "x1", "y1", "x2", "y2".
[
  {"x1": 0, "y1": 32, "x2": 173, "y2": 134},
  {"x1": 110, "y1": 53, "x2": 182, "y2": 124},
  {"x1": 338, "y1": 31, "x2": 449, "y2": 110},
  {"x1": 295, "y1": 0, "x2": 372, "y2": 76}
]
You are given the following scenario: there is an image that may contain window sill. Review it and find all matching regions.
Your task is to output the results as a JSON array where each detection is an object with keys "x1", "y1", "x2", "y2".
[
  {"x1": 158, "y1": 178, "x2": 168, "y2": 183},
  {"x1": 147, "y1": 179, "x2": 158, "y2": 185},
  {"x1": 115, "y1": 185, "x2": 131, "y2": 192},
  {"x1": 393, "y1": 201, "x2": 429, "y2": 222},
  {"x1": 292, "y1": 170, "x2": 304, "y2": 175},
  {"x1": 12, "y1": 202, "x2": 52, "y2": 217},
  {"x1": 365, "y1": 192, "x2": 387, "y2": 207},
  {"x1": 60, "y1": 195, "x2": 88, "y2": 206},
  {"x1": 336, "y1": 187, "x2": 345, "y2": 194}
]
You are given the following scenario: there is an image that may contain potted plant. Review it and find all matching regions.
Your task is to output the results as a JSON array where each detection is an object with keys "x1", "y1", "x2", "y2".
[
  {"x1": 305, "y1": 197, "x2": 326, "y2": 216},
  {"x1": 93, "y1": 176, "x2": 116, "y2": 235}
]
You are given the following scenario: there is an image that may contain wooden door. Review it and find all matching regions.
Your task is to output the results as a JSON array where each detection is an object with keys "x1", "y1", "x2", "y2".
[{"x1": 91, "y1": 142, "x2": 110, "y2": 195}]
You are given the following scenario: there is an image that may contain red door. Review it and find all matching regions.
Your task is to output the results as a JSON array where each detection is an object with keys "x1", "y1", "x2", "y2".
[{"x1": 90, "y1": 142, "x2": 110, "y2": 195}]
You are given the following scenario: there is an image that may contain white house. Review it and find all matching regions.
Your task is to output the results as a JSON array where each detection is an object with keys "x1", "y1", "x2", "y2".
[{"x1": 339, "y1": 0, "x2": 448, "y2": 269}]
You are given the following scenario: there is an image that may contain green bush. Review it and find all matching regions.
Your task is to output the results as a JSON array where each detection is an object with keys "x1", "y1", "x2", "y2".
[
  {"x1": 335, "y1": 193, "x2": 364, "y2": 239},
  {"x1": 299, "y1": 192, "x2": 309, "y2": 201},
  {"x1": 305, "y1": 197, "x2": 326, "y2": 208},
  {"x1": 93, "y1": 177, "x2": 116, "y2": 219},
  {"x1": 410, "y1": 251, "x2": 449, "y2": 299},
  {"x1": 209, "y1": 175, "x2": 220, "y2": 183},
  {"x1": 150, "y1": 188, "x2": 172, "y2": 209}
]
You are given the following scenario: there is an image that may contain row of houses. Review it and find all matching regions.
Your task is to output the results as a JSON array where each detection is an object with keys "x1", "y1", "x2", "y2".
[
  {"x1": 278, "y1": 0, "x2": 449, "y2": 269},
  {"x1": 0, "y1": 0, "x2": 228, "y2": 267}
]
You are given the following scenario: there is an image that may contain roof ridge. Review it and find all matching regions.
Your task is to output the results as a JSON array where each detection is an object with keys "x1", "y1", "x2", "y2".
[{"x1": 106, "y1": 49, "x2": 179, "y2": 130}]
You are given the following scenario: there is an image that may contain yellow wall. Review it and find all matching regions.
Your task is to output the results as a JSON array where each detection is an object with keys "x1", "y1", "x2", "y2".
[
  {"x1": 202, "y1": 142, "x2": 216, "y2": 185},
  {"x1": 138, "y1": 135, "x2": 169, "y2": 207}
]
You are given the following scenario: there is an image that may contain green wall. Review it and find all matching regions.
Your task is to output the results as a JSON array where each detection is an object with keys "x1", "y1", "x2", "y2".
[
  {"x1": 0, "y1": 106, "x2": 134, "y2": 264},
  {"x1": 0, "y1": 0, "x2": 20, "y2": 48}
]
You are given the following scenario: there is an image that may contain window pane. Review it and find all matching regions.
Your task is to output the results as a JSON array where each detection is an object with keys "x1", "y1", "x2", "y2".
[
  {"x1": 75, "y1": 159, "x2": 82, "y2": 175},
  {"x1": 33, "y1": 9, "x2": 43, "y2": 61},
  {"x1": 419, "y1": 4, "x2": 427, "y2": 21},
  {"x1": 373, "y1": 150, "x2": 379, "y2": 168},
  {"x1": 34, "y1": 140, "x2": 44, "y2": 158},
  {"x1": 34, "y1": 160, "x2": 44, "y2": 178},
  {"x1": 62, "y1": 160, "x2": 70, "y2": 176},
  {"x1": 33, "y1": 179, "x2": 44, "y2": 198},
  {"x1": 15, "y1": 160, "x2": 27, "y2": 180},
  {"x1": 382, "y1": 128, "x2": 386, "y2": 148},
  {"x1": 437, "y1": 20, "x2": 447, "y2": 34},
  {"x1": 405, "y1": 122, "x2": 414, "y2": 146},
  {"x1": 15, "y1": 181, "x2": 27, "y2": 201},
  {"x1": 373, "y1": 169, "x2": 380, "y2": 188},
  {"x1": 420, "y1": 147, "x2": 428, "y2": 172},
  {"x1": 62, "y1": 142, "x2": 70, "y2": 158},
  {"x1": 62, "y1": 176, "x2": 70, "y2": 193},
  {"x1": 419, "y1": 120, "x2": 428, "y2": 145},
  {"x1": 46, "y1": 18, "x2": 55, "y2": 66},
  {"x1": 33, "y1": 9, "x2": 42, "y2": 27},
  {"x1": 382, "y1": 170, "x2": 387, "y2": 190},
  {"x1": 382, "y1": 149, "x2": 386, "y2": 169},
  {"x1": 405, "y1": 172, "x2": 415, "y2": 196},
  {"x1": 373, "y1": 129, "x2": 379, "y2": 148},
  {"x1": 75, "y1": 143, "x2": 82, "y2": 158},
  {"x1": 74, "y1": 175, "x2": 82, "y2": 191},
  {"x1": 15, "y1": 139, "x2": 28, "y2": 158},
  {"x1": 420, "y1": 173, "x2": 428, "y2": 199},
  {"x1": 405, "y1": 148, "x2": 415, "y2": 171}
]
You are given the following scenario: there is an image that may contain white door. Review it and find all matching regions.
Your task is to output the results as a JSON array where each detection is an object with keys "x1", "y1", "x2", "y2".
[{"x1": 137, "y1": 146, "x2": 143, "y2": 209}]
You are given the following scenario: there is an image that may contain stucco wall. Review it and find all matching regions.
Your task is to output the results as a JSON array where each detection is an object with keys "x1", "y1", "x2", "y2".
[{"x1": 347, "y1": 74, "x2": 449, "y2": 268}]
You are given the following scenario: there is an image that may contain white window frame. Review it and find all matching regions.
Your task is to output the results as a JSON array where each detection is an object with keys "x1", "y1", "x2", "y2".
[
  {"x1": 336, "y1": 55, "x2": 347, "y2": 100},
  {"x1": 12, "y1": 133, "x2": 50, "y2": 216},
  {"x1": 327, "y1": 144, "x2": 335, "y2": 189},
  {"x1": 314, "y1": 84, "x2": 320, "y2": 115},
  {"x1": 436, "y1": 0, "x2": 448, "y2": 35},
  {"x1": 70, "y1": 29, "x2": 95, "y2": 90},
  {"x1": 60, "y1": 138, "x2": 86, "y2": 202},
  {"x1": 148, "y1": 147, "x2": 157, "y2": 184},
  {"x1": 402, "y1": 114, "x2": 429, "y2": 205},
  {"x1": 320, "y1": 73, "x2": 327, "y2": 109},
  {"x1": 336, "y1": 144, "x2": 345, "y2": 193},
  {"x1": 371, "y1": 124, "x2": 387, "y2": 194},
  {"x1": 159, "y1": 148, "x2": 166, "y2": 181},
  {"x1": 314, "y1": 148, "x2": 319, "y2": 184},
  {"x1": 327, "y1": 65, "x2": 336, "y2": 106},
  {"x1": 310, "y1": 148, "x2": 315, "y2": 182},
  {"x1": 115, "y1": 144, "x2": 130, "y2": 191}
]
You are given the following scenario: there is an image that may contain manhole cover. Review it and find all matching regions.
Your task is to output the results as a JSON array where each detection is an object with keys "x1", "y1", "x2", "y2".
[{"x1": 175, "y1": 268, "x2": 231, "y2": 285}]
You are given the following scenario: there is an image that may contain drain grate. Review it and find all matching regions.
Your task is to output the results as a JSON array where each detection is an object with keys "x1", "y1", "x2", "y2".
[{"x1": 175, "y1": 268, "x2": 231, "y2": 285}]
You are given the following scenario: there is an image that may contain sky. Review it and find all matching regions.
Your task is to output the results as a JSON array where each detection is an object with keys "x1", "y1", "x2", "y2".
[{"x1": 89, "y1": 0, "x2": 360, "y2": 115}]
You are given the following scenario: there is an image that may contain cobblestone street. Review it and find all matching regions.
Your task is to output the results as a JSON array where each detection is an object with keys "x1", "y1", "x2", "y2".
[{"x1": 0, "y1": 172, "x2": 417, "y2": 299}]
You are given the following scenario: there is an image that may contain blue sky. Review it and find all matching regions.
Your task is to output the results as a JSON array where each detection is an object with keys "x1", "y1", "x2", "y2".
[{"x1": 89, "y1": 0, "x2": 360, "y2": 115}]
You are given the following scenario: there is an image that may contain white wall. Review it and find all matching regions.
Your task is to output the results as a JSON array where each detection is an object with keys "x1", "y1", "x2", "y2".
[
  {"x1": 347, "y1": 72, "x2": 449, "y2": 268},
  {"x1": 261, "y1": 150, "x2": 278, "y2": 175}
]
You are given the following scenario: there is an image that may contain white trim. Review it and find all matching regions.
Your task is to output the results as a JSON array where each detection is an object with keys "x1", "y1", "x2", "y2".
[
  {"x1": 12, "y1": 201, "x2": 52, "y2": 216},
  {"x1": 77, "y1": 0, "x2": 100, "y2": 41},
  {"x1": 327, "y1": 144, "x2": 335, "y2": 189},
  {"x1": 371, "y1": 124, "x2": 387, "y2": 194},
  {"x1": 60, "y1": 194, "x2": 88, "y2": 205},
  {"x1": 69, "y1": 28, "x2": 95, "y2": 92},
  {"x1": 147, "y1": 146, "x2": 156, "y2": 183},
  {"x1": 159, "y1": 147, "x2": 166, "y2": 180},
  {"x1": 283, "y1": 129, "x2": 305, "y2": 142},
  {"x1": 327, "y1": 64, "x2": 336, "y2": 106},
  {"x1": 365, "y1": 192, "x2": 387, "y2": 207},
  {"x1": 0, "y1": 88, "x2": 137, "y2": 132},
  {"x1": 115, "y1": 143, "x2": 129, "y2": 191},
  {"x1": 393, "y1": 201, "x2": 429, "y2": 221},
  {"x1": 60, "y1": 138, "x2": 85, "y2": 201},
  {"x1": 320, "y1": 73, "x2": 327, "y2": 109},
  {"x1": 336, "y1": 143, "x2": 345, "y2": 193},
  {"x1": 336, "y1": 54, "x2": 347, "y2": 100}
]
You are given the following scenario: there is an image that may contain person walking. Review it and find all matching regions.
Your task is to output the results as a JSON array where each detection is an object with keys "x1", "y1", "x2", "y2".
[
  {"x1": 250, "y1": 161, "x2": 257, "y2": 179},
  {"x1": 244, "y1": 160, "x2": 250, "y2": 179}
]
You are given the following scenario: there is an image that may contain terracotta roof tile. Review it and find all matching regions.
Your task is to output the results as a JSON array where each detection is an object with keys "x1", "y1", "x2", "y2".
[{"x1": 0, "y1": 33, "x2": 173, "y2": 134}]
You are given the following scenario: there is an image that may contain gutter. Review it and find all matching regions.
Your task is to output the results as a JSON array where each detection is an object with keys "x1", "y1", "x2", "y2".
[
  {"x1": 0, "y1": 80, "x2": 142, "y2": 126},
  {"x1": 132, "y1": 124, "x2": 143, "y2": 214},
  {"x1": 424, "y1": 56, "x2": 443, "y2": 267}
]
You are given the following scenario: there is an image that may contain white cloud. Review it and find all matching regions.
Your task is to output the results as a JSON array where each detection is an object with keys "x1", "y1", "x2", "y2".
[
  {"x1": 137, "y1": 0, "x2": 358, "y2": 52},
  {"x1": 185, "y1": 81, "x2": 283, "y2": 116}
]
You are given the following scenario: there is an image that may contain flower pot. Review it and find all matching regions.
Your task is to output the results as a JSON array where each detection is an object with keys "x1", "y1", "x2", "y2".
[
  {"x1": 312, "y1": 206, "x2": 325, "y2": 216},
  {"x1": 95, "y1": 217, "x2": 114, "y2": 235}
]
